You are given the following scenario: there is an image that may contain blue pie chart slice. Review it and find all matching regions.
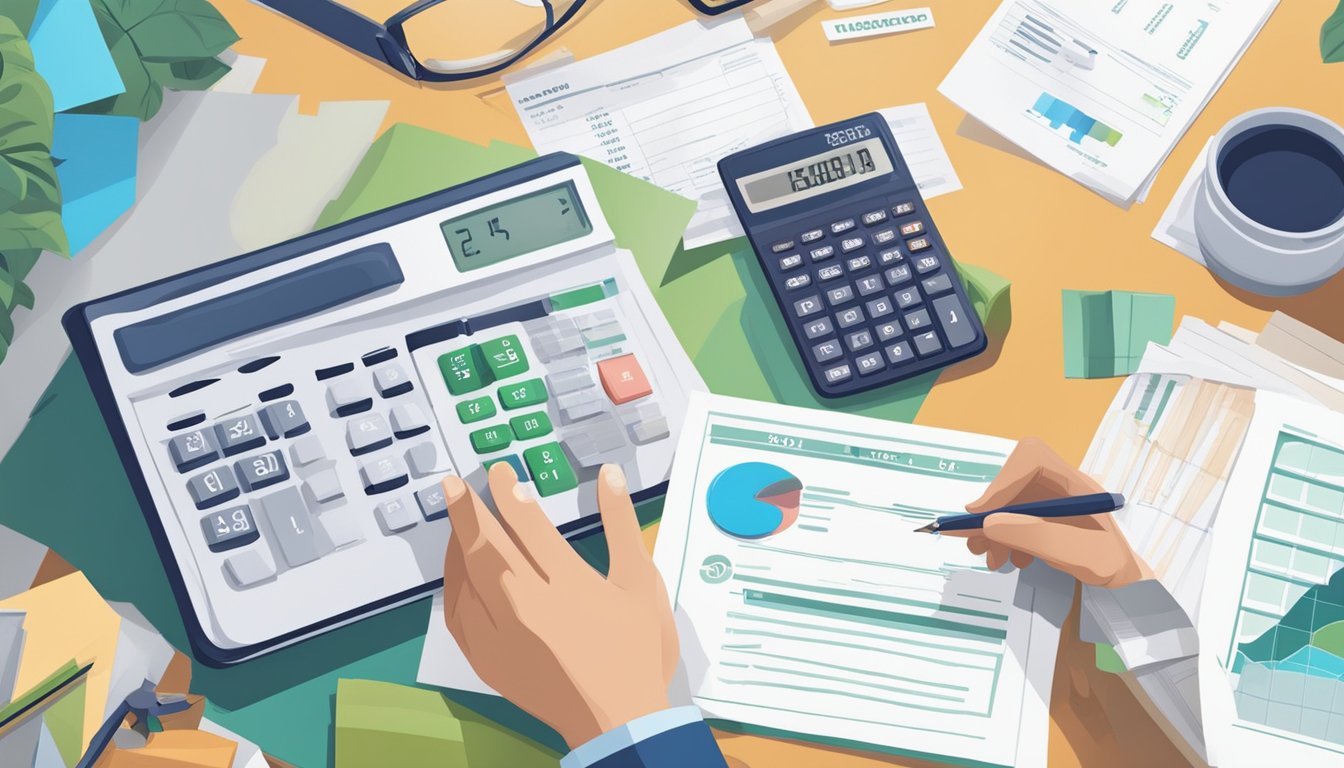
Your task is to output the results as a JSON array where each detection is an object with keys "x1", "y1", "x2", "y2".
[{"x1": 706, "y1": 462, "x2": 803, "y2": 539}]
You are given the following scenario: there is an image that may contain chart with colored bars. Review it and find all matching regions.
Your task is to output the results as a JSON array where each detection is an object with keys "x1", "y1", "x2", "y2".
[
  {"x1": 1031, "y1": 93, "x2": 1122, "y2": 147},
  {"x1": 1228, "y1": 427, "x2": 1344, "y2": 747}
]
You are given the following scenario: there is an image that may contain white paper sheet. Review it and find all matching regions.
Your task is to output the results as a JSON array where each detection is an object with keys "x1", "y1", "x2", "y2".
[
  {"x1": 505, "y1": 18, "x2": 813, "y2": 249},
  {"x1": 1198, "y1": 391, "x2": 1344, "y2": 767},
  {"x1": 651, "y1": 393, "x2": 1071, "y2": 767},
  {"x1": 939, "y1": 0, "x2": 1277, "y2": 205},
  {"x1": 878, "y1": 103, "x2": 963, "y2": 200},
  {"x1": 1152, "y1": 138, "x2": 1211, "y2": 265}
]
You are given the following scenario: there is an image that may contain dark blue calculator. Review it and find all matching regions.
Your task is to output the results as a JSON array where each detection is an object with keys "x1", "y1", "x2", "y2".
[{"x1": 719, "y1": 113, "x2": 986, "y2": 398}]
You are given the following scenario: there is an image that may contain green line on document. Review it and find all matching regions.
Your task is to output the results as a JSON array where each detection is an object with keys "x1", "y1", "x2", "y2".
[
  {"x1": 726, "y1": 611, "x2": 1003, "y2": 661},
  {"x1": 807, "y1": 486, "x2": 851, "y2": 496},
  {"x1": 744, "y1": 590, "x2": 1008, "y2": 642},
  {"x1": 798, "y1": 525, "x2": 829, "y2": 532},
  {"x1": 715, "y1": 678, "x2": 989, "y2": 719},
  {"x1": 734, "y1": 574, "x2": 1009, "y2": 622},
  {"x1": 731, "y1": 649, "x2": 970, "y2": 692}
]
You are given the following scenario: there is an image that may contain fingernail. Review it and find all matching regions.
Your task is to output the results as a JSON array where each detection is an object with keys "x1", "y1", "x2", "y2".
[
  {"x1": 512, "y1": 482, "x2": 532, "y2": 502},
  {"x1": 602, "y1": 464, "x2": 627, "y2": 491},
  {"x1": 442, "y1": 475, "x2": 467, "y2": 502}
]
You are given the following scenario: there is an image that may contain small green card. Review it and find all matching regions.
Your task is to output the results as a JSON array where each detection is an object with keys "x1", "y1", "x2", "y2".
[{"x1": 1062, "y1": 290, "x2": 1175, "y2": 379}]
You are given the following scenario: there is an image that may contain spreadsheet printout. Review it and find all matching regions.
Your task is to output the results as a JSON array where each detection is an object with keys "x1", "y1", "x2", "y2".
[
  {"x1": 505, "y1": 18, "x2": 813, "y2": 249},
  {"x1": 653, "y1": 393, "x2": 1072, "y2": 768}
]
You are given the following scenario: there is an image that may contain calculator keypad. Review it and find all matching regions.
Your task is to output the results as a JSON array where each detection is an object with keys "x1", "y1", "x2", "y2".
[{"x1": 759, "y1": 196, "x2": 983, "y2": 395}]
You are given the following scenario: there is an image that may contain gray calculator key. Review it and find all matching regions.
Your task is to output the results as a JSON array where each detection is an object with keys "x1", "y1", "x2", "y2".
[
  {"x1": 235, "y1": 450, "x2": 290, "y2": 492},
  {"x1": 873, "y1": 228, "x2": 897, "y2": 245},
  {"x1": 201, "y1": 505, "x2": 259, "y2": 552},
  {"x1": 934, "y1": 295, "x2": 978, "y2": 348},
  {"x1": 417, "y1": 484, "x2": 449, "y2": 521},
  {"x1": 913, "y1": 330, "x2": 944, "y2": 357},
  {"x1": 215, "y1": 414, "x2": 265, "y2": 457},
  {"x1": 904, "y1": 308, "x2": 932, "y2": 331},
  {"x1": 845, "y1": 330, "x2": 874, "y2": 352},
  {"x1": 878, "y1": 247, "x2": 904, "y2": 265},
  {"x1": 170, "y1": 429, "x2": 218, "y2": 473},
  {"x1": 914, "y1": 253, "x2": 941, "y2": 273},
  {"x1": 885, "y1": 264, "x2": 913, "y2": 286},
  {"x1": 823, "y1": 364, "x2": 852, "y2": 384},
  {"x1": 261, "y1": 486, "x2": 326, "y2": 567},
  {"x1": 895, "y1": 287, "x2": 922, "y2": 309},
  {"x1": 809, "y1": 245, "x2": 835, "y2": 261},
  {"x1": 812, "y1": 340, "x2": 843, "y2": 363},
  {"x1": 779, "y1": 254, "x2": 803, "y2": 271},
  {"x1": 855, "y1": 352, "x2": 886, "y2": 376},
  {"x1": 800, "y1": 228, "x2": 824, "y2": 243},
  {"x1": 875, "y1": 321, "x2": 902, "y2": 341},
  {"x1": 803, "y1": 317, "x2": 834, "y2": 339},
  {"x1": 784, "y1": 274, "x2": 812, "y2": 291},
  {"x1": 855, "y1": 275, "x2": 884, "y2": 296},
  {"x1": 846, "y1": 255, "x2": 873, "y2": 272},
  {"x1": 290, "y1": 435, "x2": 325, "y2": 467},
  {"x1": 327, "y1": 378, "x2": 374, "y2": 417},
  {"x1": 830, "y1": 218, "x2": 856, "y2": 234},
  {"x1": 893, "y1": 201, "x2": 916, "y2": 215},
  {"x1": 373, "y1": 363, "x2": 413, "y2": 397},
  {"x1": 866, "y1": 297, "x2": 894, "y2": 318},
  {"x1": 376, "y1": 497, "x2": 418, "y2": 533},
  {"x1": 771, "y1": 239, "x2": 795, "y2": 253},
  {"x1": 862, "y1": 209, "x2": 888, "y2": 225},
  {"x1": 225, "y1": 548, "x2": 276, "y2": 588},
  {"x1": 304, "y1": 468, "x2": 345, "y2": 504},
  {"x1": 360, "y1": 454, "x2": 409, "y2": 494},
  {"x1": 840, "y1": 236, "x2": 865, "y2": 253},
  {"x1": 405, "y1": 442, "x2": 438, "y2": 477},
  {"x1": 817, "y1": 265, "x2": 844, "y2": 282},
  {"x1": 347, "y1": 413, "x2": 393, "y2": 455},
  {"x1": 885, "y1": 341, "x2": 915, "y2": 365},
  {"x1": 900, "y1": 220, "x2": 925, "y2": 237},
  {"x1": 188, "y1": 466, "x2": 240, "y2": 509},
  {"x1": 793, "y1": 295, "x2": 823, "y2": 318},
  {"x1": 908, "y1": 237, "x2": 931, "y2": 252},
  {"x1": 390, "y1": 402, "x2": 430, "y2": 438},
  {"x1": 836, "y1": 307, "x2": 865, "y2": 329},
  {"x1": 921, "y1": 273, "x2": 954, "y2": 295},
  {"x1": 825, "y1": 285, "x2": 855, "y2": 306},
  {"x1": 260, "y1": 400, "x2": 309, "y2": 439}
]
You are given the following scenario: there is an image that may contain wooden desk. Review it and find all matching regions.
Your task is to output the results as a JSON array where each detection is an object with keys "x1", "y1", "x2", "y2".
[{"x1": 213, "y1": 0, "x2": 1344, "y2": 764}]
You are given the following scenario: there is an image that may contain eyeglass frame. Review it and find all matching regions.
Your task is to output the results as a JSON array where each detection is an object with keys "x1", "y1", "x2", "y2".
[{"x1": 259, "y1": 0, "x2": 590, "y2": 82}]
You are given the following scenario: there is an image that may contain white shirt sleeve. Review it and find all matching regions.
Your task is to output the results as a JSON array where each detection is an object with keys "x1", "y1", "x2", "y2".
[{"x1": 1080, "y1": 579, "x2": 1198, "y2": 671}]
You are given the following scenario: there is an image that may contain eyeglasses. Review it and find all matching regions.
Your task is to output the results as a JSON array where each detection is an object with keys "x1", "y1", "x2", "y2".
[
  {"x1": 260, "y1": 0, "x2": 590, "y2": 82},
  {"x1": 687, "y1": 0, "x2": 757, "y2": 14}
]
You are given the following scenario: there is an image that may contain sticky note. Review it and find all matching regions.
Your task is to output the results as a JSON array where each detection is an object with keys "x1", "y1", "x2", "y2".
[
  {"x1": 1062, "y1": 290, "x2": 1176, "y2": 378},
  {"x1": 27, "y1": 0, "x2": 125, "y2": 112},
  {"x1": 51, "y1": 113, "x2": 139, "y2": 255},
  {"x1": 823, "y1": 7, "x2": 935, "y2": 42}
]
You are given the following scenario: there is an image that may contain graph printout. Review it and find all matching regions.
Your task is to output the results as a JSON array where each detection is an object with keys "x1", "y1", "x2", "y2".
[
  {"x1": 654, "y1": 393, "x2": 1072, "y2": 768},
  {"x1": 939, "y1": 0, "x2": 1277, "y2": 204},
  {"x1": 506, "y1": 18, "x2": 813, "y2": 249},
  {"x1": 1201, "y1": 391, "x2": 1344, "y2": 766}
]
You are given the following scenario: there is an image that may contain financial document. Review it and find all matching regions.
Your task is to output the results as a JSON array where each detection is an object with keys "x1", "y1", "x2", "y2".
[
  {"x1": 1199, "y1": 392, "x2": 1344, "y2": 767},
  {"x1": 878, "y1": 104, "x2": 963, "y2": 200},
  {"x1": 653, "y1": 393, "x2": 1071, "y2": 767},
  {"x1": 506, "y1": 18, "x2": 812, "y2": 249},
  {"x1": 939, "y1": 0, "x2": 1277, "y2": 204}
]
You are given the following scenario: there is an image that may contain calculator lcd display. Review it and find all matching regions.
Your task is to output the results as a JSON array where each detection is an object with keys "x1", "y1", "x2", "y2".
[
  {"x1": 441, "y1": 182, "x2": 592, "y2": 271},
  {"x1": 737, "y1": 137, "x2": 893, "y2": 212}
]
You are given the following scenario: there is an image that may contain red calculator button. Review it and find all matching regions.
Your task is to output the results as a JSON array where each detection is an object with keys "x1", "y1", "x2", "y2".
[{"x1": 597, "y1": 354, "x2": 653, "y2": 405}]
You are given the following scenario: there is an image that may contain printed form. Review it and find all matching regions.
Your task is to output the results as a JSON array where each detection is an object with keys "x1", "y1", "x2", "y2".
[
  {"x1": 506, "y1": 19, "x2": 813, "y2": 249},
  {"x1": 939, "y1": 0, "x2": 1277, "y2": 204},
  {"x1": 653, "y1": 393, "x2": 1071, "y2": 767}
]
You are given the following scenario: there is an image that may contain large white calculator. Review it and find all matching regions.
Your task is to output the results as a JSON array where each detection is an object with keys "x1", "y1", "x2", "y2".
[{"x1": 64, "y1": 154, "x2": 705, "y2": 665}]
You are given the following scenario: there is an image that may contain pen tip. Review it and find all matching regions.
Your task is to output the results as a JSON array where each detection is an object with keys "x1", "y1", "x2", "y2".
[{"x1": 914, "y1": 523, "x2": 937, "y2": 533}]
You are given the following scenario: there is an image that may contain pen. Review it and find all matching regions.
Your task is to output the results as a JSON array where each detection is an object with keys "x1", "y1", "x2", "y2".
[{"x1": 914, "y1": 492, "x2": 1126, "y2": 534}]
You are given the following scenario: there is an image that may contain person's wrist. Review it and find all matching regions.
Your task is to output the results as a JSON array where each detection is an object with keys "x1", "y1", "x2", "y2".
[
  {"x1": 1104, "y1": 547, "x2": 1155, "y2": 588},
  {"x1": 555, "y1": 690, "x2": 673, "y2": 748}
]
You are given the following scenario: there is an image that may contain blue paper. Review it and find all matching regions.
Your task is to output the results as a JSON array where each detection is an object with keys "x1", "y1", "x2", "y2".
[
  {"x1": 28, "y1": 0, "x2": 124, "y2": 113},
  {"x1": 51, "y1": 113, "x2": 138, "y2": 255}
]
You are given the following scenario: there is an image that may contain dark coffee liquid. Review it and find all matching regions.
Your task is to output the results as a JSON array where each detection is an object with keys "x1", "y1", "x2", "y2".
[{"x1": 1217, "y1": 124, "x2": 1344, "y2": 233}]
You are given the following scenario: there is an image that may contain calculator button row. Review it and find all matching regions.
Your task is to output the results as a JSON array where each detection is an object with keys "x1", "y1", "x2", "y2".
[
  {"x1": 861, "y1": 209, "x2": 888, "y2": 225},
  {"x1": 830, "y1": 218, "x2": 856, "y2": 234},
  {"x1": 771, "y1": 239, "x2": 795, "y2": 253}
]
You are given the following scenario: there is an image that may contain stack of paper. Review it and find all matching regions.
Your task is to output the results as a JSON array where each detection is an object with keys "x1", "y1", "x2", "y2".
[
  {"x1": 940, "y1": 0, "x2": 1278, "y2": 205},
  {"x1": 1062, "y1": 289, "x2": 1175, "y2": 379}
]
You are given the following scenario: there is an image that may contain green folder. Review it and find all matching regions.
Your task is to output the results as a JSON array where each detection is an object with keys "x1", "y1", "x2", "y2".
[{"x1": 1062, "y1": 290, "x2": 1175, "y2": 379}]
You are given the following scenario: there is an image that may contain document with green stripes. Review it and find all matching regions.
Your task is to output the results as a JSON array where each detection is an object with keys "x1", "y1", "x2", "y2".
[{"x1": 653, "y1": 393, "x2": 1073, "y2": 767}]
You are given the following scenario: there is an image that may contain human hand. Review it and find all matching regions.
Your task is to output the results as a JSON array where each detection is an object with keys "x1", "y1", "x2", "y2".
[
  {"x1": 947, "y1": 438, "x2": 1155, "y2": 587},
  {"x1": 441, "y1": 463, "x2": 678, "y2": 748}
]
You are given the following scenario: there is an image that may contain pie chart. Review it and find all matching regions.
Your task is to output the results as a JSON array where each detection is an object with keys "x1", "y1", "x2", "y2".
[{"x1": 705, "y1": 462, "x2": 803, "y2": 539}]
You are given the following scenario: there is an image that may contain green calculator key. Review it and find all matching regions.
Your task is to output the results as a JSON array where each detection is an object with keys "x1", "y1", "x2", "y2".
[
  {"x1": 469, "y1": 424, "x2": 513, "y2": 454},
  {"x1": 481, "y1": 335, "x2": 530, "y2": 380},
  {"x1": 438, "y1": 344, "x2": 494, "y2": 396},
  {"x1": 509, "y1": 411, "x2": 552, "y2": 440},
  {"x1": 456, "y1": 396, "x2": 496, "y2": 424},
  {"x1": 498, "y1": 377, "x2": 548, "y2": 410},
  {"x1": 523, "y1": 442, "x2": 578, "y2": 496}
]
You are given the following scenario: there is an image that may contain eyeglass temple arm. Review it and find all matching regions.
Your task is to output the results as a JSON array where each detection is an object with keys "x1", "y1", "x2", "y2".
[{"x1": 257, "y1": 0, "x2": 418, "y2": 77}]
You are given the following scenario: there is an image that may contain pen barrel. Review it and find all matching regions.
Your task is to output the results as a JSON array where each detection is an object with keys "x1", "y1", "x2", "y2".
[{"x1": 932, "y1": 492, "x2": 1125, "y2": 532}]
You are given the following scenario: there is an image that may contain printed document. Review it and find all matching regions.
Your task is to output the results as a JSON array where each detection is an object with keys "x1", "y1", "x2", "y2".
[
  {"x1": 878, "y1": 103, "x2": 963, "y2": 200},
  {"x1": 653, "y1": 393, "x2": 1071, "y2": 767},
  {"x1": 1199, "y1": 391, "x2": 1344, "y2": 767},
  {"x1": 506, "y1": 18, "x2": 813, "y2": 249},
  {"x1": 939, "y1": 0, "x2": 1277, "y2": 204}
]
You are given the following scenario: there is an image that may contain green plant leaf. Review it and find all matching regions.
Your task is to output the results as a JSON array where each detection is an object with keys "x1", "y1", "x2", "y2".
[
  {"x1": 0, "y1": 249, "x2": 43, "y2": 282},
  {"x1": 147, "y1": 57, "x2": 231, "y2": 91},
  {"x1": 0, "y1": 159, "x2": 23, "y2": 213},
  {"x1": 129, "y1": 0, "x2": 239, "y2": 62},
  {"x1": 0, "y1": 305, "x2": 13, "y2": 345},
  {"x1": 12, "y1": 279, "x2": 34, "y2": 310},
  {"x1": 0, "y1": 18, "x2": 68, "y2": 257},
  {"x1": 73, "y1": 4, "x2": 166, "y2": 120},
  {"x1": 1325, "y1": 1, "x2": 1344, "y2": 63},
  {"x1": 0, "y1": 267, "x2": 14, "y2": 309},
  {"x1": 5, "y1": 0, "x2": 44, "y2": 36}
]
